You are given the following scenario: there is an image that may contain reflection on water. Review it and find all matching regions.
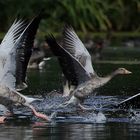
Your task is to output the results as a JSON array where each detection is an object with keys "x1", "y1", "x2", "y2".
[
  {"x1": 0, "y1": 125, "x2": 32, "y2": 140},
  {"x1": 0, "y1": 59, "x2": 140, "y2": 140},
  {"x1": 33, "y1": 123, "x2": 108, "y2": 140},
  {"x1": 0, "y1": 123, "x2": 140, "y2": 140}
]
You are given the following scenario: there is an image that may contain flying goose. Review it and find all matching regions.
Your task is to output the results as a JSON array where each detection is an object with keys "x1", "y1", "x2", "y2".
[
  {"x1": 0, "y1": 14, "x2": 49, "y2": 123},
  {"x1": 46, "y1": 28, "x2": 131, "y2": 110}
]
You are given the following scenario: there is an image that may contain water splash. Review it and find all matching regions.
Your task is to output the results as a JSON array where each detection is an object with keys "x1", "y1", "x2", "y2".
[
  {"x1": 129, "y1": 109, "x2": 140, "y2": 123},
  {"x1": 0, "y1": 92, "x2": 139, "y2": 124},
  {"x1": 84, "y1": 112, "x2": 107, "y2": 123}
]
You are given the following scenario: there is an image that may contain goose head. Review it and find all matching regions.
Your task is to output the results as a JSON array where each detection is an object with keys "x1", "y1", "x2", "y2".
[{"x1": 114, "y1": 68, "x2": 132, "y2": 75}]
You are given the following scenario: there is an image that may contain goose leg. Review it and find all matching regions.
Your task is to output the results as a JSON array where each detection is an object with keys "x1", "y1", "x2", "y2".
[
  {"x1": 46, "y1": 101, "x2": 70, "y2": 110},
  {"x1": 0, "y1": 111, "x2": 12, "y2": 123},
  {"x1": 60, "y1": 96, "x2": 79, "y2": 108},
  {"x1": 57, "y1": 101, "x2": 70, "y2": 108},
  {"x1": 63, "y1": 80, "x2": 70, "y2": 97},
  {"x1": 0, "y1": 116, "x2": 6, "y2": 123},
  {"x1": 27, "y1": 104, "x2": 50, "y2": 121},
  {"x1": 0, "y1": 105, "x2": 51, "y2": 123},
  {"x1": 78, "y1": 103, "x2": 103, "y2": 114},
  {"x1": 78, "y1": 103, "x2": 97, "y2": 111},
  {"x1": 47, "y1": 96, "x2": 79, "y2": 110},
  {"x1": 0, "y1": 109, "x2": 13, "y2": 123}
]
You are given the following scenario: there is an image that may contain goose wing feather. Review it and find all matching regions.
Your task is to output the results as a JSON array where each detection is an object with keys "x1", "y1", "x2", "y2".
[
  {"x1": 63, "y1": 25, "x2": 95, "y2": 75},
  {"x1": 46, "y1": 35, "x2": 91, "y2": 85},
  {"x1": 15, "y1": 14, "x2": 42, "y2": 90},
  {"x1": 0, "y1": 19, "x2": 28, "y2": 77},
  {"x1": 0, "y1": 19, "x2": 28, "y2": 50},
  {"x1": 0, "y1": 14, "x2": 41, "y2": 90}
]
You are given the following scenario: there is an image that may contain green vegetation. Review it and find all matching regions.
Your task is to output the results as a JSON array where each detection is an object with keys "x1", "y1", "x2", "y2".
[{"x1": 0, "y1": 0, "x2": 139, "y2": 39}]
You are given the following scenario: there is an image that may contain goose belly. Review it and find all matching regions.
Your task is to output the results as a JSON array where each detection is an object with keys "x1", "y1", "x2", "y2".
[
  {"x1": 74, "y1": 80, "x2": 102, "y2": 99},
  {"x1": 0, "y1": 85, "x2": 25, "y2": 105}
]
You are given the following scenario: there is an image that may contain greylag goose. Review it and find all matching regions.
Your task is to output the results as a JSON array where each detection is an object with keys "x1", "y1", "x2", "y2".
[
  {"x1": 28, "y1": 47, "x2": 51, "y2": 70},
  {"x1": 28, "y1": 40, "x2": 51, "y2": 70},
  {"x1": 46, "y1": 31, "x2": 131, "y2": 110},
  {"x1": 46, "y1": 35, "x2": 90, "y2": 96},
  {"x1": 0, "y1": 14, "x2": 49, "y2": 123},
  {"x1": 62, "y1": 25, "x2": 94, "y2": 96}
]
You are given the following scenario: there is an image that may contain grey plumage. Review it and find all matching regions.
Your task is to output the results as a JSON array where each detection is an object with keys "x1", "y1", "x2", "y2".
[
  {"x1": 46, "y1": 35, "x2": 91, "y2": 87},
  {"x1": 0, "y1": 14, "x2": 42, "y2": 114},
  {"x1": 46, "y1": 27, "x2": 132, "y2": 111}
]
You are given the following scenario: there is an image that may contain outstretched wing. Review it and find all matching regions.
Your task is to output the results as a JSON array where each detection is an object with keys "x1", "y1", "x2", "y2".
[
  {"x1": 63, "y1": 25, "x2": 95, "y2": 75},
  {"x1": 0, "y1": 19, "x2": 28, "y2": 50},
  {"x1": 46, "y1": 35, "x2": 91, "y2": 85},
  {"x1": 0, "y1": 19, "x2": 28, "y2": 76},
  {"x1": 0, "y1": 14, "x2": 41, "y2": 90},
  {"x1": 15, "y1": 14, "x2": 42, "y2": 91}
]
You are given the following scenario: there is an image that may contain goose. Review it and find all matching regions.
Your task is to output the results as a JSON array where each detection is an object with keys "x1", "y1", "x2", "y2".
[
  {"x1": 28, "y1": 46, "x2": 51, "y2": 70},
  {"x1": 45, "y1": 31, "x2": 92, "y2": 96},
  {"x1": 0, "y1": 14, "x2": 49, "y2": 123},
  {"x1": 45, "y1": 28, "x2": 132, "y2": 110},
  {"x1": 62, "y1": 25, "x2": 94, "y2": 96},
  {"x1": 28, "y1": 46, "x2": 45, "y2": 69}
]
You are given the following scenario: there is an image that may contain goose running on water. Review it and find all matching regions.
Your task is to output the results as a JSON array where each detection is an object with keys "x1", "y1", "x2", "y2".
[
  {"x1": 62, "y1": 25, "x2": 94, "y2": 96},
  {"x1": 0, "y1": 14, "x2": 49, "y2": 123},
  {"x1": 46, "y1": 26, "x2": 132, "y2": 111},
  {"x1": 46, "y1": 27, "x2": 93, "y2": 97}
]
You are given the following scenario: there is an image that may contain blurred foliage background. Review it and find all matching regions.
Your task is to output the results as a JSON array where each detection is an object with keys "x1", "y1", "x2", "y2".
[{"x1": 0, "y1": 0, "x2": 139, "y2": 39}]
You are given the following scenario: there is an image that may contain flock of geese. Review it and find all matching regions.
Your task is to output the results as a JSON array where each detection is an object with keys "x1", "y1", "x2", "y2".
[{"x1": 0, "y1": 13, "x2": 136, "y2": 123}]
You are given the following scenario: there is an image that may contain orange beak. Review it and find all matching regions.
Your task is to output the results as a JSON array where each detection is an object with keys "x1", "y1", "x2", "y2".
[{"x1": 125, "y1": 70, "x2": 132, "y2": 74}]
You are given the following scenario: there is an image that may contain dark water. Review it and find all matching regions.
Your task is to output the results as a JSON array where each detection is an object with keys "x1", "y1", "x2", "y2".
[
  {"x1": 0, "y1": 123, "x2": 140, "y2": 140},
  {"x1": 1, "y1": 58, "x2": 140, "y2": 140}
]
